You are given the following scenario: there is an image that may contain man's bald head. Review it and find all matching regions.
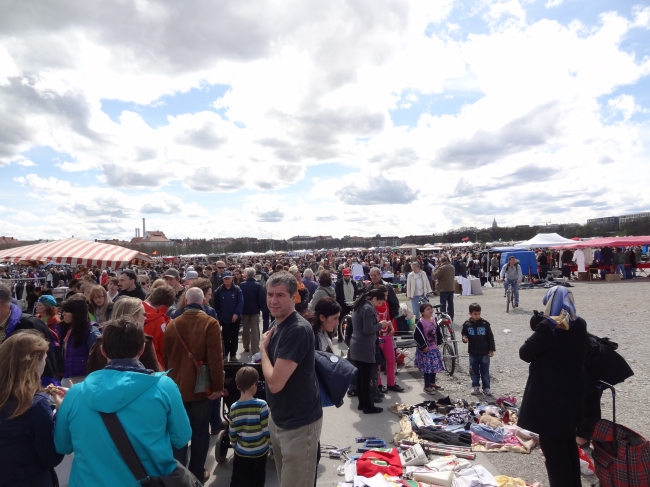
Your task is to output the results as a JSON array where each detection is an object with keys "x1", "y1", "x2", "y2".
[{"x1": 186, "y1": 287, "x2": 205, "y2": 305}]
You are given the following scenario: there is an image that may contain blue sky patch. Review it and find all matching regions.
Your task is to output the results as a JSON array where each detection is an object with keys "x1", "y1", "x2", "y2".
[
  {"x1": 390, "y1": 90, "x2": 485, "y2": 127},
  {"x1": 100, "y1": 83, "x2": 231, "y2": 128},
  {"x1": 526, "y1": 0, "x2": 639, "y2": 29},
  {"x1": 598, "y1": 74, "x2": 650, "y2": 124}
]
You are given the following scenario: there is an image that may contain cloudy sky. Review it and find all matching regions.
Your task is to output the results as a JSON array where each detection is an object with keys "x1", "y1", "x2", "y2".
[{"x1": 1, "y1": 0, "x2": 649, "y2": 241}]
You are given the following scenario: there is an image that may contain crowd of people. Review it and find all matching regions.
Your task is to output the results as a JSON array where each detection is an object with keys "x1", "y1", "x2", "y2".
[{"x1": 0, "y1": 243, "x2": 641, "y2": 487}]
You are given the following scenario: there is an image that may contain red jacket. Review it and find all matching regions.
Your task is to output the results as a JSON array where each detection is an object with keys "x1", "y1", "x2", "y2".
[{"x1": 143, "y1": 301, "x2": 170, "y2": 368}]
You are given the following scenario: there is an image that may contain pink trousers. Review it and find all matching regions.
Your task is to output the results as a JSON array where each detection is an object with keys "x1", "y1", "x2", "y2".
[{"x1": 377, "y1": 335, "x2": 396, "y2": 387}]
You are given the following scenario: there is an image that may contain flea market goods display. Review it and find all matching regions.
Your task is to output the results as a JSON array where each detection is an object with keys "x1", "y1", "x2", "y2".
[{"x1": 334, "y1": 395, "x2": 547, "y2": 487}]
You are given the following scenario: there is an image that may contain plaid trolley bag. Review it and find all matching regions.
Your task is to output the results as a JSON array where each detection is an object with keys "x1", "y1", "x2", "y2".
[{"x1": 590, "y1": 382, "x2": 650, "y2": 487}]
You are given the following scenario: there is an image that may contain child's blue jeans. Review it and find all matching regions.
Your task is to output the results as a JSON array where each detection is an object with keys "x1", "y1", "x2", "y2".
[{"x1": 468, "y1": 353, "x2": 490, "y2": 389}]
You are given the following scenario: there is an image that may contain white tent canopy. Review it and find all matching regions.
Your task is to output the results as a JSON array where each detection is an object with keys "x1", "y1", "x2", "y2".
[
  {"x1": 450, "y1": 241, "x2": 476, "y2": 248},
  {"x1": 264, "y1": 250, "x2": 276, "y2": 255},
  {"x1": 514, "y1": 233, "x2": 575, "y2": 248}
]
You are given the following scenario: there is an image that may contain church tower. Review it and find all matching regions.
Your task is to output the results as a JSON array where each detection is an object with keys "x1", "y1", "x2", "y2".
[{"x1": 492, "y1": 218, "x2": 498, "y2": 230}]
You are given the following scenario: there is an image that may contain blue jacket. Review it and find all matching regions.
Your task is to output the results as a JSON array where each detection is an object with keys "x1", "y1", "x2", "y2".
[
  {"x1": 302, "y1": 277, "x2": 318, "y2": 298},
  {"x1": 56, "y1": 323, "x2": 101, "y2": 379},
  {"x1": 54, "y1": 366, "x2": 191, "y2": 487},
  {"x1": 239, "y1": 278, "x2": 267, "y2": 315},
  {"x1": 0, "y1": 393, "x2": 63, "y2": 487},
  {"x1": 213, "y1": 284, "x2": 244, "y2": 323}
]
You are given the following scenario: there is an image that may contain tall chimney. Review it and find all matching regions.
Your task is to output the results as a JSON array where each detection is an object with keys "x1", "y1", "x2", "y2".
[
  {"x1": 142, "y1": 218, "x2": 146, "y2": 238},
  {"x1": 135, "y1": 228, "x2": 138, "y2": 238}
]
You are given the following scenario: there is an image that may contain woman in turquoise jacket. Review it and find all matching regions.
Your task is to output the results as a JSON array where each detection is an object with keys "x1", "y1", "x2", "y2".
[{"x1": 54, "y1": 318, "x2": 191, "y2": 487}]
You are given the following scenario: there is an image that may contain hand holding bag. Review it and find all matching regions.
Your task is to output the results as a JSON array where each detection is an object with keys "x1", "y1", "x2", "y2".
[{"x1": 176, "y1": 333, "x2": 212, "y2": 395}]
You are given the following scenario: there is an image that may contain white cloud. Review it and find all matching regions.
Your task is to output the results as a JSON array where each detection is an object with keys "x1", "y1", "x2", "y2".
[
  {"x1": 1, "y1": 0, "x2": 649, "y2": 240},
  {"x1": 608, "y1": 94, "x2": 642, "y2": 121},
  {"x1": 545, "y1": 0, "x2": 563, "y2": 8}
]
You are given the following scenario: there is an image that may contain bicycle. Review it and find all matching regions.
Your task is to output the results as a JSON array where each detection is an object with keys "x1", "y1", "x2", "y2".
[
  {"x1": 503, "y1": 279, "x2": 516, "y2": 313},
  {"x1": 432, "y1": 303, "x2": 458, "y2": 376}
]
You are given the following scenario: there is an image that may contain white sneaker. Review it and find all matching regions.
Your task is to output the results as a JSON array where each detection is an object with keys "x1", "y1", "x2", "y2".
[
  {"x1": 483, "y1": 388, "x2": 492, "y2": 395},
  {"x1": 470, "y1": 387, "x2": 480, "y2": 395}
]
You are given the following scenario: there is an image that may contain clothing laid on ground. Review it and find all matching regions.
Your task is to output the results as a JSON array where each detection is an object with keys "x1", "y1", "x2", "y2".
[{"x1": 414, "y1": 428, "x2": 472, "y2": 446}]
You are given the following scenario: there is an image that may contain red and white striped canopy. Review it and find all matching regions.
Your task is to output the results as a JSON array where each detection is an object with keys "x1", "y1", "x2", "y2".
[{"x1": 0, "y1": 238, "x2": 154, "y2": 268}]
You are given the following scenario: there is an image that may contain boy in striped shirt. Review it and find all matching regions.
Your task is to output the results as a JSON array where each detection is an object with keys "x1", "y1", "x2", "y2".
[{"x1": 228, "y1": 366, "x2": 271, "y2": 487}]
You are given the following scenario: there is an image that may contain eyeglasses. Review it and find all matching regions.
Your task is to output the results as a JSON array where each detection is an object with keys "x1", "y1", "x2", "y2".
[{"x1": 218, "y1": 267, "x2": 226, "y2": 270}]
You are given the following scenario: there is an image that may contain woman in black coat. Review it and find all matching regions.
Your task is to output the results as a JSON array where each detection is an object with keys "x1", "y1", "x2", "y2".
[{"x1": 517, "y1": 286, "x2": 588, "y2": 487}]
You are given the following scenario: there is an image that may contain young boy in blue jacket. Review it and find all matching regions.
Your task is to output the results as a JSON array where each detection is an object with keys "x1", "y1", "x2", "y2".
[{"x1": 461, "y1": 303, "x2": 496, "y2": 396}]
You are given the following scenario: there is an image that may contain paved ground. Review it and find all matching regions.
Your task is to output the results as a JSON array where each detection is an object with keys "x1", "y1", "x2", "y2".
[{"x1": 56, "y1": 278, "x2": 650, "y2": 486}]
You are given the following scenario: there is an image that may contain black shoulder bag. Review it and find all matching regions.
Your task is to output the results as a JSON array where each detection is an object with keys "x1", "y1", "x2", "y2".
[{"x1": 99, "y1": 412, "x2": 202, "y2": 487}]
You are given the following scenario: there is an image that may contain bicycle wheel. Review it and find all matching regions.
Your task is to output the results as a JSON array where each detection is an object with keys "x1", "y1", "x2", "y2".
[
  {"x1": 441, "y1": 343, "x2": 455, "y2": 376},
  {"x1": 506, "y1": 289, "x2": 510, "y2": 313},
  {"x1": 448, "y1": 327, "x2": 459, "y2": 361}
]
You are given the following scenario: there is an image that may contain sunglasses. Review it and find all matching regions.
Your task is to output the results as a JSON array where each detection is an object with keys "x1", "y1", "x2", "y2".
[{"x1": 218, "y1": 267, "x2": 226, "y2": 270}]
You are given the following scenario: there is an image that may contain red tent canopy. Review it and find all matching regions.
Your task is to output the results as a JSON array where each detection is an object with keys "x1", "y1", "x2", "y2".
[
  {"x1": 552, "y1": 236, "x2": 650, "y2": 249},
  {"x1": 0, "y1": 238, "x2": 154, "y2": 268}
]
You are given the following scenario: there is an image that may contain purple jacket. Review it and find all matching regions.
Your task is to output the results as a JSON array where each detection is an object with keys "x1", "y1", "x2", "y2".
[
  {"x1": 6, "y1": 304, "x2": 61, "y2": 386},
  {"x1": 56, "y1": 323, "x2": 101, "y2": 379}
]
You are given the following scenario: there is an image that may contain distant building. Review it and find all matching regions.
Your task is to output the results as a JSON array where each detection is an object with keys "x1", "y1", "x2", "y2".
[
  {"x1": 492, "y1": 219, "x2": 498, "y2": 230},
  {"x1": 131, "y1": 230, "x2": 174, "y2": 247},
  {"x1": 587, "y1": 216, "x2": 620, "y2": 229},
  {"x1": 287, "y1": 235, "x2": 316, "y2": 246},
  {"x1": 619, "y1": 212, "x2": 650, "y2": 225},
  {"x1": 0, "y1": 236, "x2": 19, "y2": 245}
]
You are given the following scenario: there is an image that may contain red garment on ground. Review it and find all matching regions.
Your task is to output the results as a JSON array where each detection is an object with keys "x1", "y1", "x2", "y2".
[
  {"x1": 356, "y1": 448, "x2": 403, "y2": 478},
  {"x1": 143, "y1": 301, "x2": 170, "y2": 369}
]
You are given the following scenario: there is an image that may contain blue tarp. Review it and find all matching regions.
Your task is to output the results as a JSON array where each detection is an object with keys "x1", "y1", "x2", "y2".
[{"x1": 500, "y1": 251, "x2": 539, "y2": 276}]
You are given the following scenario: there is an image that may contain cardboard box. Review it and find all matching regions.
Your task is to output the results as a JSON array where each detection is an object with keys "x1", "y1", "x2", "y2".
[
  {"x1": 454, "y1": 281, "x2": 462, "y2": 294},
  {"x1": 577, "y1": 272, "x2": 589, "y2": 282},
  {"x1": 605, "y1": 274, "x2": 622, "y2": 281}
]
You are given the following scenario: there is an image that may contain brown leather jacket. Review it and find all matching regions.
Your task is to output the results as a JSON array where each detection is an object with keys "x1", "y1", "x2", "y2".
[
  {"x1": 164, "y1": 308, "x2": 224, "y2": 402},
  {"x1": 433, "y1": 262, "x2": 456, "y2": 293}
]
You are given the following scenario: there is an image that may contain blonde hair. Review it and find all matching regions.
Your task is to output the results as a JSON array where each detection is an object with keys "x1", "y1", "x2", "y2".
[
  {"x1": 145, "y1": 278, "x2": 166, "y2": 298},
  {"x1": 88, "y1": 285, "x2": 109, "y2": 322},
  {"x1": 0, "y1": 330, "x2": 49, "y2": 419},
  {"x1": 111, "y1": 297, "x2": 143, "y2": 320}
]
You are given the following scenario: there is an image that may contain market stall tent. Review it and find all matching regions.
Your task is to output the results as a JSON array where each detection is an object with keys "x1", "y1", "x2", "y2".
[
  {"x1": 552, "y1": 236, "x2": 650, "y2": 249},
  {"x1": 0, "y1": 238, "x2": 154, "y2": 268},
  {"x1": 514, "y1": 233, "x2": 575, "y2": 248},
  {"x1": 500, "y1": 251, "x2": 539, "y2": 276}
]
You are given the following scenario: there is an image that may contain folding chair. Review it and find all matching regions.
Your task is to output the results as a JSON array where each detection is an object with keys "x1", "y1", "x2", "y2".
[{"x1": 393, "y1": 331, "x2": 418, "y2": 373}]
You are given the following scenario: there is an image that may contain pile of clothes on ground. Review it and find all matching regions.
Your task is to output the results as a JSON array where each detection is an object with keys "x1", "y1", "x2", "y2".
[
  {"x1": 335, "y1": 438, "x2": 542, "y2": 487},
  {"x1": 389, "y1": 396, "x2": 537, "y2": 454},
  {"x1": 334, "y1": 396, "x2": 544, "y2": 486}
]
